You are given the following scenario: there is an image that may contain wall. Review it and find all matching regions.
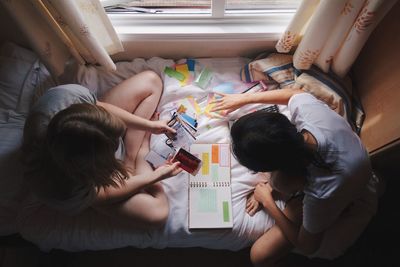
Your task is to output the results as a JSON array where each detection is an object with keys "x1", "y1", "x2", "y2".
[
  {"x1": 112, "y1": 38, "x2": 277, "y2": 61},
  {"x1": 0, "y1": 7, "x2": 30, "y2": 48},
  {"x1": 353, "y1": 1, "x2": 400, "y2": 154}
]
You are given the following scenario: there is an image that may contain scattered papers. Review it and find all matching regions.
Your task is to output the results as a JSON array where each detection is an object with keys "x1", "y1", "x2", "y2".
[
  {"x1": 175, "y1": 63, "x2": 191, "y2": 86},
  {"x1": 164, "y1": 59, "x2": 271, "y2": 121},
  {"x1": 186, "y1": 58, "x2": 195, "y2": 71},
  {"x1": 164, "y1": 66, "x2": 185, "y2": 81},
  {"x1": 176, "y1": 96, "x2": 201, "y2": 117},
  {"x1": 194, "y1": 67, "x2": 213, "y2": 89},
  {"x1": 212, "y1": 80, "x2": 258, "y2": 95},
  {"x1": 146, "y1": 106, "x2": 201, "y2": 172},
  {"x1": 166, "y1": 112, "x2": 197, "y2": 149},
  {"x1": 203, "y1": 94, "x2": 225, "y2": 118},
  {"x1": 145, "y1": 135, "x2": 176, "y2": 168},
  {"x1": 164, "y1": 59, "x2": 198, "y2": 87}
]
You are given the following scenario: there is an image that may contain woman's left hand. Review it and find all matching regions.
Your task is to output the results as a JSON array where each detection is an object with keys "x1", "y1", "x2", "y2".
[
  {"x1": 149, "y1": 120, "x2": 176, "y2": 135},
  {"x1": 210, "y1": 92, "x2": 247, "y2": 113},
  {"x1": 254, "y1": 182, "x2": 275, "y2": 209}
]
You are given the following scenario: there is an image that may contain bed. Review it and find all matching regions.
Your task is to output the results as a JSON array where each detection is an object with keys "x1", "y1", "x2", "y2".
[{"x1": 0, "y1": 42, "x2": 370, "y2": 258}]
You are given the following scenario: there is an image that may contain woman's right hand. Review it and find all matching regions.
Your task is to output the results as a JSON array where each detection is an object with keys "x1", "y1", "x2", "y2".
[
  {"x1": 210, "y1": 92, "x2": 249, "y2": 113},
  {"x1": 148, "y1": 120, "x2": 176, "y2": 135},
  {"x1": 155, "y1": 161, "x2": 183, "y2": 181}
]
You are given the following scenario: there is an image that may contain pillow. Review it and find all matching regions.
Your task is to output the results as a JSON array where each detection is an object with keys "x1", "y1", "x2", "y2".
[
  {"x1": 0, "y1": 42, "x2": 55, "y2": 114},
  {"x1": 0, "y1": 42, "x2": 54, "y2": 235},
  {"x1": 295, "y1": 66, "x2": 357, "y2": 131},
  {"x1": 239, "y1": 53, "x2": 359, "y2": 130},
  {"x1": 240, "y1": 53, "x2": 295, "y2": 87},
  {"x1": 294, "y1": 73, "x2": 346, "y2": 116}
]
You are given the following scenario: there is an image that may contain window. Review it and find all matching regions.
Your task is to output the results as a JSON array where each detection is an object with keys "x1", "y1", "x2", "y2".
[
  {"x1": 101, "y1": 0, "x2": 299, "y2": 45},
  {"x1": 101, "y1": 0, "x2": 300, "y2": 17}
]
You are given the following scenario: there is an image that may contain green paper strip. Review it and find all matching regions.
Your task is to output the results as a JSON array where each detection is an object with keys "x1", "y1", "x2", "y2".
[
  {"x1": 223, "y1": 201, "x2": 230, "y2": 222},
  {"x1": 195, "y1": 67, "x2": 213, "y2": 89},
  {"x1": 211, "y1": 164, "x2": 219, "y2": 183},
  {"x1": 164, "y1": 66, "x2": 185, "y2": 81}
]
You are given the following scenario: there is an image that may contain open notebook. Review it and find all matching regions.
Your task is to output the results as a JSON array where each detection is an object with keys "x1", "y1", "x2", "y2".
[{"x1": 188, "y1": 144, "x2": 233, "y2": 229}]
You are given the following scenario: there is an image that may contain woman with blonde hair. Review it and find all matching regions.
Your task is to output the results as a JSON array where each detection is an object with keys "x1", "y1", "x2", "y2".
[{"x1": 22, "y1": 70, "x2": 182, "y2": 228}]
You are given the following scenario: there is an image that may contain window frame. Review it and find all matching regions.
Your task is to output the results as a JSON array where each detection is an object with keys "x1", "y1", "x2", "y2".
[{"x1": 104, "y1": 0, "x2": 297, "y2": 42}]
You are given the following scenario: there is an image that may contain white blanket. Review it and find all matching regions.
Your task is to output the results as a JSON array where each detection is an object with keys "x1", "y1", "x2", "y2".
[{"x1": 17, "y1": 57, "x2": 286, "y2": 252}]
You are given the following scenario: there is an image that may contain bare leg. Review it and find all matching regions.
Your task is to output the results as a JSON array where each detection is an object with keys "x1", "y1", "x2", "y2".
[
  {"x1": 100, "y1": 70, "x2": 163, "y2": 170},
  {"x1": 95, "y1": 186, "x2": 169, "y2": 229},
  {"x1": 250, "y1": 197, "x2": 303, "y2": 267},
  {"x1": 136, "y1": 131, "x2": 153, "y2": 171},
  {"x1": 94, "y1": 71, "x2": 169, "y2": 228}
]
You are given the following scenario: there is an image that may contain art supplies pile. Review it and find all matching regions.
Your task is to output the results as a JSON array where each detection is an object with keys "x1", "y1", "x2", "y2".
[
  {"x1": 155, "y1": 59, "x2": 278, "y2": 174},
  {"x1": 164, "y1": 59, "x2": 197, "y2": 87}
]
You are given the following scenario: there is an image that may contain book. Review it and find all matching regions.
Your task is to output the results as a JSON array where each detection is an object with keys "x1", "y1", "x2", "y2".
[{"x1": 188, "y1": 143, "x2": 233, "y2": 229}]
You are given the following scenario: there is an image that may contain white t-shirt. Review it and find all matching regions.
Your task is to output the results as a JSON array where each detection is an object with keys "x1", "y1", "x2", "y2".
[{"x1": 288, "y1": 93, "x2": 372, "y2": 234}]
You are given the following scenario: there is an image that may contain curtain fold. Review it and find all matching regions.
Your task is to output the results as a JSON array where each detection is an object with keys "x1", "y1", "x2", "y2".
[
  {"x1": 0, "y1": 0, "x2": 123, "y2": 77},
  {"x1": 276, "y1": 0, "x2": 398, "y2": 77}
]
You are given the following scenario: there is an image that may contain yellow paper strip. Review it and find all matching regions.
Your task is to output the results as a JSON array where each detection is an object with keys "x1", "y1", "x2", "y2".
[
  {"x1": 175, "y1": 64, "x2": 190, "y2": 86},
  {"x1": 202, "y1": 152, "x2": 210, "y2": 175}
]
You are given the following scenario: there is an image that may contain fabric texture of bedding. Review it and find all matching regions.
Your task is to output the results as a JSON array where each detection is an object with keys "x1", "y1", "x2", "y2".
[
  {"x1": 1, "y1": 43, "x2": 376, "y2": 258},
  {"x1": 0, "y1": 42, "x2": 55, "y2": 235},
  {"x1": 17, "y1": 57, "x2": 284, "y2": 252}
]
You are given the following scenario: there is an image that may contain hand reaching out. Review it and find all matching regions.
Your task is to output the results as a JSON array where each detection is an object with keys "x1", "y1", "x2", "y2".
[
  {"x1": 149, "y1": 119, "x2": 176, "y2": 135},
  {"x1": 210, "y1": 92, "x2": 248, "y2": 113},
  {"x1": 155, "y1": 161, "x2": 183, "y2": 181}
]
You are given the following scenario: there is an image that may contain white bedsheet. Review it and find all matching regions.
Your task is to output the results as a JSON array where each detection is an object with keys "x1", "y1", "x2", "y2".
[{"x1": 17, "y1": 57, "x2": 286, "y2": 252}]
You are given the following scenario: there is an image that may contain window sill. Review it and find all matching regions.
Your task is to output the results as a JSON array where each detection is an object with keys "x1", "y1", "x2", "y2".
[{"x1": 108, "y1": 13, "x2": 294, "y2": 41}]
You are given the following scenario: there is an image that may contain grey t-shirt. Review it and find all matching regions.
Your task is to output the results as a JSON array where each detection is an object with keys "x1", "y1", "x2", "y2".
[
  {"x1": 288, "y1": 93, "x2": 372, "y2": 234},
  {"x1": 24, "y1": 84, "x2": 124, "y2": 213}
]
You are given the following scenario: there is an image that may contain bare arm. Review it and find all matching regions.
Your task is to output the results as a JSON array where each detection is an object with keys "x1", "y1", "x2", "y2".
[
  {"x1": 97, "y1": 101, "x2": 175, "y2": 134},
  {"x1": 211, "y1": 88, "x2": 304, "y2": 113},
  {"x1": 94, "y1": 162, "x2": 182, "y2": 205},
  {"x1": 254, "y1": 183, "x2": 323, "y2": 255}
]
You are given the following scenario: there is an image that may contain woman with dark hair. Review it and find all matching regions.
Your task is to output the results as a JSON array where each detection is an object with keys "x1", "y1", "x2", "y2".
[
  {"x1": 212, "y1": 89, "x2": 377, "y2": 265},
  {"x1": 22, "y1": 71, "x2": 182, "y2": 228}
]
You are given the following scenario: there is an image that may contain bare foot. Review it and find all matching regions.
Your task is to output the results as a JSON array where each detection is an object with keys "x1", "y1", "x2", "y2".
[{"x1": 246, "y1": 191, "x2": 262, "y2": 216}]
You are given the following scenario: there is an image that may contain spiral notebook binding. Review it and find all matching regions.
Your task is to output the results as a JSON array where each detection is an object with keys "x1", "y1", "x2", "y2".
[
  {"x1": 190, "y1": 181, "x2": 208, "y2": 188},
  {"x1": 212, "y1": 181, "x2": 231, "y2": 187},
  {"x1": 190, "y1": 181, "x2": 231, "y2": 187},
  {"x1": 259, "y1": 104, "x2": 279, "y2": 113}
]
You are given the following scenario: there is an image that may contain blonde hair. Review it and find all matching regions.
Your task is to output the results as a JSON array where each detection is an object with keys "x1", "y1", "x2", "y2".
[{"x1": 22, "y1": 103, "x2": 128, "y2": 200}]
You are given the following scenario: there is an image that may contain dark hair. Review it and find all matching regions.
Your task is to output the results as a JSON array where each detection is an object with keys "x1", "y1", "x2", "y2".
[
  {"x1": 22, "y1": 103, "x2": 128, "y2": 198},
  {"x1": 231, "y1": 110, "x2": 330, "y2": 174}
]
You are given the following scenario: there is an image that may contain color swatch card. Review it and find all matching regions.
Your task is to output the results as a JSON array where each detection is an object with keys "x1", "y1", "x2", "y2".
[{"x1": 188, "y1": 144, "x2": 233, "y2": 230}]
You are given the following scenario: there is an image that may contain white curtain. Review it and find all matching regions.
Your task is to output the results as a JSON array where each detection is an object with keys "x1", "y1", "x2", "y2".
[
  {"x1": 1, "y1": 0, "x2": 123, "y2": 77},
  {"x1": 276, "y1": 0, "x2": 398, "y2": 77}
]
